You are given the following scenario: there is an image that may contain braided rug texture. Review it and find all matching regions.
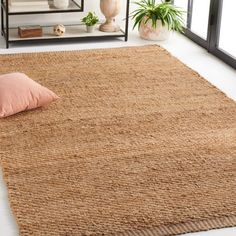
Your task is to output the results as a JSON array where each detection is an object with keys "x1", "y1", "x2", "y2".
[{"x1": 0, "y1": 45, "x2": 236, "y2": 236}]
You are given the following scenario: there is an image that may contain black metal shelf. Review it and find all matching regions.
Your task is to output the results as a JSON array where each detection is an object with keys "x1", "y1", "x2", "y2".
[{"x1": 0, "y1": 0, "x2": 130, "y2": 48}]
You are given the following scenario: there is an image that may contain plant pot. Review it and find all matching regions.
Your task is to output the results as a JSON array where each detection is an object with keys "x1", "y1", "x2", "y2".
[
  {"x1": 139, "y1": 19, "x2": 171, "y2": 41},
  {"x1": 86, "y1": 25, "x2": 95, "y2": 33},
  {"x1": 53, "y1": 0, "x2": 69, "y2": 9},
  {"x1": 99, "y1": 0, "x2": 121, "y2": 32}
]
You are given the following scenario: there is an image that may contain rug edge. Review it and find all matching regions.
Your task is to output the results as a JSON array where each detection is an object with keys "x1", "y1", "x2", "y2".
[
  {"x1": 1, "y1": 44, "x2": 234, "y2": 104},
  {"x1": 112, "y1": 215, "x2": 236, "y2": 236}
]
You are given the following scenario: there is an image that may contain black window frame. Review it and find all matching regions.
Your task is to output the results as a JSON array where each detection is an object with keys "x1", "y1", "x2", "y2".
[{"x1": 175, "y1": 0, "x2": 236, "y2": 69}]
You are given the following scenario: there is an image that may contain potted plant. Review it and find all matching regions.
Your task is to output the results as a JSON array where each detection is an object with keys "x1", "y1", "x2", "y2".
[
  {"x1": 131, "y1": 0, "x2": 184, "y2": 41},
  {"x1": 82, "y1": 12, "x2": 99, "y2": 33}
]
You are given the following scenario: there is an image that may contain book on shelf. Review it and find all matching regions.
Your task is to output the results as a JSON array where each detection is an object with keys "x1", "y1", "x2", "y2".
[
  {"x1": 10, "y1": 0, "x2": 49, "y2": 6},
  {"x1": 9, "y1": 5, "x2": 50, "y2": 12},
  {"x1": 18, "y1": 25, "x2": 43, "y2": 38},
  {"x1": 9, "y1": 0, "x2": 50, "y2": 12}
]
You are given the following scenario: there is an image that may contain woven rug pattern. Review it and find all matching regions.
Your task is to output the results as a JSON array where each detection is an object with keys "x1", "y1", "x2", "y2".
[{"x1": 0, "y1": 45, "x2": 236, "y2": 236}]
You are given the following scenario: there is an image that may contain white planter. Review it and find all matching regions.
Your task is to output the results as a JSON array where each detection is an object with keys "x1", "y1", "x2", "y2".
[
  {"x1": 86, "y1": 25, "x2": 95, "y2": 33},
  {"x1": 53, "y1": 0, "x2": 69, "y2": 9},
  {"x1": 139, "y1": 19, "x2": 171, "y2": 41}
]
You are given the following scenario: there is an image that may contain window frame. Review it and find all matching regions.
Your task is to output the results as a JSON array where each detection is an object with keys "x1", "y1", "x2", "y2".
[{"x1": 175, "y1": 0, "x2": 236, "y2": 69}]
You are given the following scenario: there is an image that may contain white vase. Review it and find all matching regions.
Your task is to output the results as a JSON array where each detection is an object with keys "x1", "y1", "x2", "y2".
[
  {"x1": 86, "y1": 25, "x2": 95, "y2": 33},
  {"x1": 53, "y1": 0, "x2": 69, "y2": 9},
  {"x1": 99, "y1": 0, "x2": 121, "y2": 32},
  {"x1": 139, "y1": 18, "x2": 170, "y2": 41}
]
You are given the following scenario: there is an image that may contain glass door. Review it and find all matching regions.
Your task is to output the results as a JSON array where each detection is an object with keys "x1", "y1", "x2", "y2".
[
  {"x1": 190, "y1": 0, "x2": 211, "y2": 40},
  {"x1": 174, "y1": 0, "x2": 236, "y2": 69},
  {"x1": 218, "y1": 0, "x2": 236, "y2": 59},
  {"x1": 174, "y1": 0, "x2": 211, "y2": 48},
  {"x1": 173, "y1": 0, "x2": 188, "y2": 26}
]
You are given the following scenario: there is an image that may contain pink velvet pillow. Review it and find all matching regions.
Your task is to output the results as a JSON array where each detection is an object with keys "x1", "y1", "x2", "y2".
[{"x1": 0, "y1": 72, "x2": 59, "y2": 118}]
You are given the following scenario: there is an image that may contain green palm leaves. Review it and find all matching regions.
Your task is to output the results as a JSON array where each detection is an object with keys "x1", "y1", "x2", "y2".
[{"x1": 131, "y1": 0, "x2": 185, "y2": 32}]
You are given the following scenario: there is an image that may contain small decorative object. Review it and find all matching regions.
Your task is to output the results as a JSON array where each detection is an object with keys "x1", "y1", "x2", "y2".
[
  {"x1": 53, "y1": 24, "x2": 66, "y2": 36},
  {"x1": 81, "y1": 12, "x2": 99, "y2": 33},
  {"x1": 99, "y1": 0, "x2": 121, "y2": 32},
  {"x1": 53, "y1": 0, "x2": 69, "y2": 9},
  {"x1": 131, "y1": 0, "x2": 184, "y2": 41},
  {"x1": 18, "y1": 25, "x2": 43, "y2": 38}
]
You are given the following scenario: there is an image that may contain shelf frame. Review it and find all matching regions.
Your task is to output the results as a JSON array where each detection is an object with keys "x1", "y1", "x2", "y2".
[
  {"x1": 9, "y1": 34, "x2": 127, "y2": 46},
  {"x1": 8, "y1": 24, "x2": 126, "y2": 42},
  {"x1": 1, "y1": 0, "x2": 130, "y2": 48},
  {"x1": 1, "y1": 0, "x2": 10, "y2": 48}
]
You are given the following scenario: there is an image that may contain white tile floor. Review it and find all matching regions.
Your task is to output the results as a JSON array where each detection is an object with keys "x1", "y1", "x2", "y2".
[{"x1": 0, "y1": 31, "x2": 236, "y2": 236}]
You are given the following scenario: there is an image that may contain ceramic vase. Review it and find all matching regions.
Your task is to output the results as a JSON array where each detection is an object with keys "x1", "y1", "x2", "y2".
[
  {"x1": 139, "y1": 18, "x2": 170, "y2": 41},
  {"x1": 99, "y1": 0, "x2": 121, "y2": 32},
  {"x1": 53, "y1": 0, "x2": 69, "y2": 9}
]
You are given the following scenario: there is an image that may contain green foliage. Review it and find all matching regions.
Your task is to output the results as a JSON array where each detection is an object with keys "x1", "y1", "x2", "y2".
[
  {"x1": 131, "y1": 0, "x2": 185, "y2": 32},
  {"x1": 82, "y1": 12, "x2": 99, "y2": 26}
]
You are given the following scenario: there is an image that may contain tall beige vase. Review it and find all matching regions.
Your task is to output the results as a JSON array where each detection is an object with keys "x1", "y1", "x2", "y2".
[{"x1": 99, "y1": 0, "x2": 121, "y2": 32}]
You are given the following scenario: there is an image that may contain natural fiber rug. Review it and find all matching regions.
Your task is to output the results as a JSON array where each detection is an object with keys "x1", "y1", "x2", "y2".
[{"x1": 0, "y1": 45, "x2": 236, "y2": 236}]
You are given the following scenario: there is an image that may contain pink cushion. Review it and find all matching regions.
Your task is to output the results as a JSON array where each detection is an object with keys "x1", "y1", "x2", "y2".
[{"x1": 0, "y1": 72, "x2": 59, "y2": 118}]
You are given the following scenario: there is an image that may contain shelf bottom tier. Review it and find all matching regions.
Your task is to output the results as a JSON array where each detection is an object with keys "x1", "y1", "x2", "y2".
[{"x1": 8, "y1": 24, "x2": 126, "y2": 42}]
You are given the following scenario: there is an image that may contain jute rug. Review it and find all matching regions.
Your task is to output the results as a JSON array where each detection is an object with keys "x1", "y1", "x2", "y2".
[{"x1": 0, "y1": 45, "x2": 236, "y2": 236}]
